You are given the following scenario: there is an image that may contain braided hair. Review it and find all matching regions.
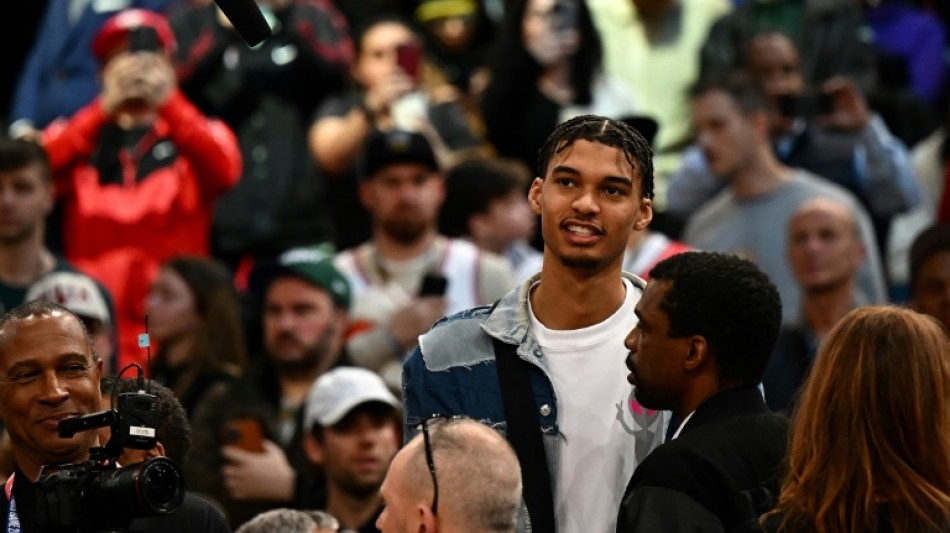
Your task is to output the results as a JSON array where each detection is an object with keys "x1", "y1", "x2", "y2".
[{"x1": 536, "y1": 115, "x2": 654, "y2": 200}]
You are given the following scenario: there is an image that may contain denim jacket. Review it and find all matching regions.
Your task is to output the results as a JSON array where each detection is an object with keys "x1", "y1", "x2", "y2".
[{"x1": 402, "y1": 272, "x2": 667, "y2": 532}]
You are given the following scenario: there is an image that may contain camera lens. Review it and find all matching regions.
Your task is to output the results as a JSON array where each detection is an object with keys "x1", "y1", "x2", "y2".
[
  {"x1": 91, "y1": 457, "x2": 184, "y2": 518},
  {"x1": 139, "y1": 458, "x2": 184, "y2": 513}
]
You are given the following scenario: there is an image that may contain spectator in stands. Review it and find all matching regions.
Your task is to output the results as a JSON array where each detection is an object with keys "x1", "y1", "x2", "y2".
[
  {"x1": 700, "y1": 0, "x2": 875, "y2": 94},
  {"x1": 301, "y1": 367, "x2": 401, "y2": 532},
  {"x1": 0, "y1": 138, "x2": 117, "y2": 366},
  {"x1": 763, "y1": 198, "x2": 866, "y2": 412},
  {"x1": 7, "y1": 0, "x2": 177, "y2": 140},
  {"x1": 186, "y1": 245, "x2": 350, "y2": 528},
  {"x1": 761, "y1": 306, "x2": 950, "y2": 532},
  {"x1": 334, "y1": 130, "x2": 512, "y2": 390},
  {"x1": 40, "y1": 9, "x2": 242, "y2": 371},
  {"x1": 909, "y1": 224, "x2": 950, "y2": 331},
  {"x1": 681, "y1": 75, "x2": 885, "y2": 323},
  {"x1": 587, "y1": 0, "x2": 731, "y2": 182},
  {"x1": 309, "y1": 15, "x2": 482, "y2": 250},
  {"x1": 887, "y1": 92, "x2": 950, "y2": 298},
  {"x1": 377, "y1": 418, "x2": 521, "y2": 533},
  {"x1": 171, "y1": 0, "x2": 352, "y2": 268},
  {"x1": 481, "y1": 0, "x2": 637, "y2": 175},
  {"x1": 26, "y1": 271, "x2": 116, "y2": 376},
  {"x1": 146, "y1": 256, "x2": 246, "y2": 417},
  {"x1": 414, "y1": 0, "x2": 497, "y2": 101},
  {"x1": 669, "y1": 31, "x2": 918, "y2": 256},
  {"x1": 439, "y1": 157, "x2": 542, "y2": 282}
]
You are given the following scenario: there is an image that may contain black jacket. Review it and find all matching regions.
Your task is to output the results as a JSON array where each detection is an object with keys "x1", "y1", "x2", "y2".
[{"x1": 616, "y1": 387, "x2": 788, "y2": 533}]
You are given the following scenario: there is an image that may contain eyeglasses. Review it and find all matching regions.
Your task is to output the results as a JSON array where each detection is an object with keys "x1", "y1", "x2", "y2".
[
  {"x1": 420, "y1": 417, "x2": 440, "y2": 515},
  {"x1": 417, "y1": 415, "x2": 469, "y2": 516}
]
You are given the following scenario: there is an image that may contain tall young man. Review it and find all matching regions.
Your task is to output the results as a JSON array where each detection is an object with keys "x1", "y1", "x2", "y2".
[{"x1": 403, "y1": 115, "x2": 665, "y2": 532}]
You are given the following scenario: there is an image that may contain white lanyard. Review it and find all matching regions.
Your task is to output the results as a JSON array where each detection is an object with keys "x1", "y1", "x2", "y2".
[{"x1": 5, "y1": 474, "x2": 20, "y2": 533}]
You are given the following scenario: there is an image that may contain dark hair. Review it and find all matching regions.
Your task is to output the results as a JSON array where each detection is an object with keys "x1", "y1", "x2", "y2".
[
  {"x1": 690, "y1": 74, "x2": 771, "y2": 117},
  {"x1": 439, "y1": 157, "x2": 532, "y2": 237},
  {"x1": 910, "y1": 224, "x2": 950, "y2": 296},
  {"x1": 537, "y1": 114, "x2": 654, "y2": 199},
  {"x1": 156, "y1": 257, "x2": 246, "y2": 399},
  {"x1": 649, "y1": 252, "x2": 782, "y2": 386},
  {"x1": 311, "y1": 400, "x2": 401, "y2": 443},
  {"x1": 490, "y1": 0, "x2": 601, "y2": 106},
  {"x1": 100, "y1": 377, "x2": 192, "y2": 466},
  {"x1": 0, "y1": 138, "x2": 50, "y2": 183},
  {"x1": 0, "y1": 299, "x2": 98, "y2": 362},
  {"x1": 354, "y1": 14, "x2": 420, "y2": 57}
]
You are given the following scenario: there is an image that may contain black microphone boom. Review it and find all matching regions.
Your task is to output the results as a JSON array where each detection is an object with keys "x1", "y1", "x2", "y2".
[{"x1": 213, "y1": 0, "x2": 272, "y2": 47}]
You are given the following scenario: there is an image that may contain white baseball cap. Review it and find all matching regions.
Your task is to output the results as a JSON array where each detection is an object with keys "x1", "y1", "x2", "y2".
[
  {"x1": 26, "y1": 272, "x2": 111, "y2": 325},
  {"x1": 304, "y1": 367, "x2": 399, "y2": 431}
]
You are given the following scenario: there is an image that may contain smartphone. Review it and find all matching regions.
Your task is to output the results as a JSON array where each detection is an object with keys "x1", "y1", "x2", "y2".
[
  {"x1": 776, "y1": 93, "x2": 834, "y2": 119},
  {"x1": 419, "y1": 272, "x2": 448, "y2": 297},
  {"x1": 221, "y1": 417, "x2": 264, "y2": 453},
  {"x1": 396, "y1": 42, "x2": 423, "y2": 82},
  {"x1": 127, "y1": 26, "x2": 163, "y2": 53}
]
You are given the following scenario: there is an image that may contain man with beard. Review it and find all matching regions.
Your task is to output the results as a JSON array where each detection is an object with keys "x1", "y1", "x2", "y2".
[
  {"x1": 185, "y1": 245, "x2": 352, "y2": 528},
  {"x1": 403, "y1": 115, "x2": 664, "y2": 533},
  {"x1": 301, "y1": 367, "x2": 401, "y2": 532},
  {"x1": 334, "y1": 130, "x2": 512, "y2": 390},
  {"x1": 618, "y1": 252, "x2": 787, "y2": 532}
]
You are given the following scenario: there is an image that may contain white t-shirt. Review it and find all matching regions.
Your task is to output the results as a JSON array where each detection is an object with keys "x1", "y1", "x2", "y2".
[{"x1": 529, "y1": 278, "x2": 657, "y2": 533}]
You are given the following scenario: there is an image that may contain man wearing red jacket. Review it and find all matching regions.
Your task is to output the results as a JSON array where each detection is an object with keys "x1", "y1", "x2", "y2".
[{"x1": 41, "y1": 9, "x2": 242, "y2": 370}]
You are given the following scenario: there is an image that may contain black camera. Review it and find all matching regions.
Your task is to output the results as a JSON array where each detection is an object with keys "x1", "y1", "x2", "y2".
[{"x1": 34, "y1": 389, "x2": 184, "y2": 532}]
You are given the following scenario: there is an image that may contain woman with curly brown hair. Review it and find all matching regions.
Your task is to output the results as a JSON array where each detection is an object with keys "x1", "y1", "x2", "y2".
[{"x1": 762, "y1": 306, "x2": 950, "y2": 533}]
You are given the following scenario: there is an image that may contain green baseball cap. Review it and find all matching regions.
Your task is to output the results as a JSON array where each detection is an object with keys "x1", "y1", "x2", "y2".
[{"x1": 249, "y1": 244, "x2": 351, "y2": 309}]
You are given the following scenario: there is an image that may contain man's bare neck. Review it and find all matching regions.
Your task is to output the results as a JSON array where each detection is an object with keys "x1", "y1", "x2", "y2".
[
  {"x1": 0, "y1": 239, "x2": 53, "y2": 287},
  {"x1": 530, "y1": 260, "x2": 627, "y2": 330}
]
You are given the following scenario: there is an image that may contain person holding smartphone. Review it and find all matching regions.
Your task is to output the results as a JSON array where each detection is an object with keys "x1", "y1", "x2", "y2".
[
  {"x1": 309, "y1": 16, "x2": 484, "y2": 251},
  {"x1": 40, "y1": 9, "x2": 242, "y2": 373}
]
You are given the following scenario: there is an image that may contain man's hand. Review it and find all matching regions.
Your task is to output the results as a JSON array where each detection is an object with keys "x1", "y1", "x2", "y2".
[
  {"x1": 388, "y1": 296, "x2": 447, "y2": 349},
  {"x1": 221, "y1": 439, "x2": 295, "y2": 501},
  {"x1": 100, "y1": 53, "x2": 175, "y2": 114},
  {"x1": 363, "y1": 70, "x2": 416, "y2": 120},
  {"x1": 820, "y1": 77, "x2": 869, "y2": 132}
]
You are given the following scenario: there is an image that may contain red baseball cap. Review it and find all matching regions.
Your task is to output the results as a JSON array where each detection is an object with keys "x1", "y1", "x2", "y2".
[{"x1": 92, "y1": 9, "x2": 176, "y2": 63}]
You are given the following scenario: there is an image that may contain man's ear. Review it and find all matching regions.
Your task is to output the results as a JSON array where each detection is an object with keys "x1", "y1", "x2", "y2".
[
  {"x1": 147, "y1": 441, "x2": 166, "y2": 459},
  {"x1": 416, "y1": 502, "x2": 437, "y2": 532},
  {"x1": 303, "y1": 432, "x2": 324, "y2": 466},
  {"x1": 682, "y1": 335, "x2": 709, "y2": 372},
  {"x1": 633, "y1": 198, "x2": 653, "y2": 231},
  {"x1": 528, "y1": 177, "x2": 543, "y2": 215}
]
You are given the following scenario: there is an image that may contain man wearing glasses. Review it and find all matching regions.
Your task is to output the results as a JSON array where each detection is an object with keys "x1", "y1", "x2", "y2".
[
  {"x1": 376, "y1": 417, "x2": 521, "y2": 533},
  {"x1": 403, "y1": 115, "x2": 666, "y2": 532}
]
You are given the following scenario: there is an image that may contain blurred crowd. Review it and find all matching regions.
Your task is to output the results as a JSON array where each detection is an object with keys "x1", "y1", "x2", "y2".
[{"x1": 1, "y1": 0, "x2": 950, "y2": 531}]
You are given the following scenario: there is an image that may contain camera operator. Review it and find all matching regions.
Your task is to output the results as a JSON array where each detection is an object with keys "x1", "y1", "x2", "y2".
[
  {"x1": 98, "y1": 377, "x2": 231, "y2": 533},
  {"x1": 0, "y1": 299, "x2": 223, "y2": 532}
]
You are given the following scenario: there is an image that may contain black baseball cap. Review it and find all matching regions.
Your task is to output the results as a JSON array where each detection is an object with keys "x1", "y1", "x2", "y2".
[{"x1": 361, "y1": 130, "x2": 439, "y2": 180}]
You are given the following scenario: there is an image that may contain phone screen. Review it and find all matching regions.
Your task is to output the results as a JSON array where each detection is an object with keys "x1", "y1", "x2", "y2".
[
  {"x1": 419, "y1": 273, "x2": 448, "y2": 297},
  {"x1": 396, "y1": 42, "x2": 423, "y2": 82},
  {"x1": 127, "y1": 26, "x2": 162, "y2": 53}
]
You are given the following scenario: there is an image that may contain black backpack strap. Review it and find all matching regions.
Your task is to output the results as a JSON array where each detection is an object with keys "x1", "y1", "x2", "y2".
[{"x1": 492, "y1": 337, "x2": 556, "y2": 532}]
